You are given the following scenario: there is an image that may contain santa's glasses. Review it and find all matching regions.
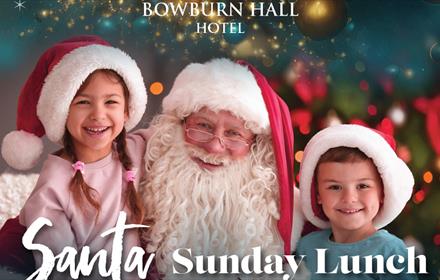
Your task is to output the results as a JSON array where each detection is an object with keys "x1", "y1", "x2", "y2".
[{"x1": 183, "y1": 121, "x2": 253, "y2": 150}]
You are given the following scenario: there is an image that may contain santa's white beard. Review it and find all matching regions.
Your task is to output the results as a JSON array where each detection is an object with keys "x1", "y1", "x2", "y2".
[{"x1": 141, "y1": 115, "x2": 283, "y2": 275}]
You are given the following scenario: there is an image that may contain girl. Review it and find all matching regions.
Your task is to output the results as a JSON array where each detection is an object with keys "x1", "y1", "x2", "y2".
[{"x1": 0, "y1": 35, "x2": 149, "y2": 278}]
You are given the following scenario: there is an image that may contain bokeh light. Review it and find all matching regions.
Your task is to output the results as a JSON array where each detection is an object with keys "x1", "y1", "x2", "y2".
[
  {"x1": 295, "y1": 151, "x2": 304, "y2": 163},
  {"x1": 413, "y1": 190, "x2": 426, "y2": 204},
  {"x1": 423, "y1": 171, "x2": 433, "y2": 184},
  {"x1": 149, "y1": 82, "x2": 164, "y2": 95}
]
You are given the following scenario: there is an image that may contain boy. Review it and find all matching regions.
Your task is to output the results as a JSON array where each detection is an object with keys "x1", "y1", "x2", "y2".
[{"x1": 297, "y1": 124, "x2": 418, "y2": 279}]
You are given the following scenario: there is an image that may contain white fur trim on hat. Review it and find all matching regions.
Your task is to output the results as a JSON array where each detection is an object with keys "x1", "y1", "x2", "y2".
[
  {"x1": 162, "y1": 58, "x2": 270, "y2": 134},
  {"x1": 1, "y1": 130, "x2": 44, "y2": 170},
  {"x1": 291, "y1": 186, "x2": 305, "y2": 251},
  {"x1": 37, "y1": 44, "x2": 147, "y2": 143},
  {"x1": 0, "y1": 173, "x2": 39, "y2": 228},
  {"x1": 299, "y1": 124, "x2": 414, "y2": 229}
]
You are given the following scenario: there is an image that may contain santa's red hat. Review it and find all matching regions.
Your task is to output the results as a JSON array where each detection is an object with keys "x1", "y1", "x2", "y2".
[
  {"x1": 163, "y1": 58, "x2": 270, "y2": 134},
  {"x1": 1, "y1": 35, "x2": 147, "y2": 170},
  {"x1": 163, "y1": 58, "x2": 301, "y2": 254},
  {"x1": 299, "y1": 124, "x2": 414, "y2": 229}
]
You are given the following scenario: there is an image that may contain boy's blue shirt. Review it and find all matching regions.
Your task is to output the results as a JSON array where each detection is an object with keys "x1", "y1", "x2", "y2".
[{"x1": 296, "y1": 229, "x2": 418, "y2": 280}]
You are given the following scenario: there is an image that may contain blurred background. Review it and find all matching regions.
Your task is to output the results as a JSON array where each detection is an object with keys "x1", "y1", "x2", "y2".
[{"x1": 0, "y1": 0, "x2": 439, "y2": 278}]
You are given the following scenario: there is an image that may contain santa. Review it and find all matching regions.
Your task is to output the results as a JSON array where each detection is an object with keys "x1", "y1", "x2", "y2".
[{"x1": 139, "y1": 58, "x2": 303, "y2": 277}]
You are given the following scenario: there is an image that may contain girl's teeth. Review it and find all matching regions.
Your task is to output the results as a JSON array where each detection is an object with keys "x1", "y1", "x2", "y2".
[
  {"x1": 341, "y1": 209, "x2": 360, "y2": 214},
  {"x1": 87, "y1": 127, "x2": 107, "y2": 132},
  {"x1": 85, "y1": 127, "x2": 108, "y2": 134}
]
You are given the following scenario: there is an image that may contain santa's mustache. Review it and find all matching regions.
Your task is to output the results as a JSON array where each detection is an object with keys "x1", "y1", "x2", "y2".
[{"x1": 185, "y1": 145, "x2": 232, "y2": 167}]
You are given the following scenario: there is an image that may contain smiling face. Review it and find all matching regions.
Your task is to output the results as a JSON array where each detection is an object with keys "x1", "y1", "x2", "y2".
[
  {"x1": 316, "y1": 159, "x2": 383, "y2": 243},
  {"x1": 183, "y1": 107, "x2": 255, "y2": 171},
  {"x1": 142, "y1": 114, "x2": 283, "y2": 270},
  {"x1": 65, "y1": 70, "x2": 128, "y2": 163}
]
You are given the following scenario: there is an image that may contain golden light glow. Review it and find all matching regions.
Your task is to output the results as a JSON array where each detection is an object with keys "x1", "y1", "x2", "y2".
[
  {"x1": 176, "y1": 32, "x2": 185, "y2": 42},
  {"x1": 404, "y1": 69, "x2": 414, "y2": 79},
  {"x1": 67, "y1": 19, "x2": 75, "y2": 28},
  {"x1": 271, "y1": 43, "x2": 280, "y2": 49},
  {"x1": 219, "y1": 39, "x2": 228, "y2": 48},
  {"x1": 306, "y1": 1, "x2": 329, "y2": 20},
  {"x1": 39, "y1": 10, "x2": 50, "y2": 18}
]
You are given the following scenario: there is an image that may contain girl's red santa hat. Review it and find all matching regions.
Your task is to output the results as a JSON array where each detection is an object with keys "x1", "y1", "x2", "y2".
[
  {"x1": 1, "y1": 35, "x2": 147, "y2": 170},
  {"x1": 299, "y1": 124, "x2": 414, "y2": 229}
]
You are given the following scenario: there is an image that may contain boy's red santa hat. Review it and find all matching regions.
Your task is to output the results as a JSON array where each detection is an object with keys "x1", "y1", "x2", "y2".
[
  {"x1": 299, "y1": 124, "x2": 414, "y2": 229},
  {"x1": 163, "y1": 58, "x2": 303, "y2": 254},
  {"x1": 1, "y1": 35, "x2": 147, "y2": 170}
]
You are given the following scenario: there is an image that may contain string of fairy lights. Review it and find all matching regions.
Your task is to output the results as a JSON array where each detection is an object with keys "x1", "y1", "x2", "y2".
[{"x1": 16, "y1": 0, "x2": 332, "y2": 63}]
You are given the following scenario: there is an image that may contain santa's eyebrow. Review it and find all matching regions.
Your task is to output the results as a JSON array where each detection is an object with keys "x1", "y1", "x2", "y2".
[
  {"x1": 189, "y1": 112, "x2": 251, "y2": 133},
  {"x1": 190, "y1": 114, "x2": 214, "y2": 123}
]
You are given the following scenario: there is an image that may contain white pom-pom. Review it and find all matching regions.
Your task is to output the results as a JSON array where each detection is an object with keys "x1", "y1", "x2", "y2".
[{"x1": 1, "y1": 130, "x2": 43, "y2": 170}]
